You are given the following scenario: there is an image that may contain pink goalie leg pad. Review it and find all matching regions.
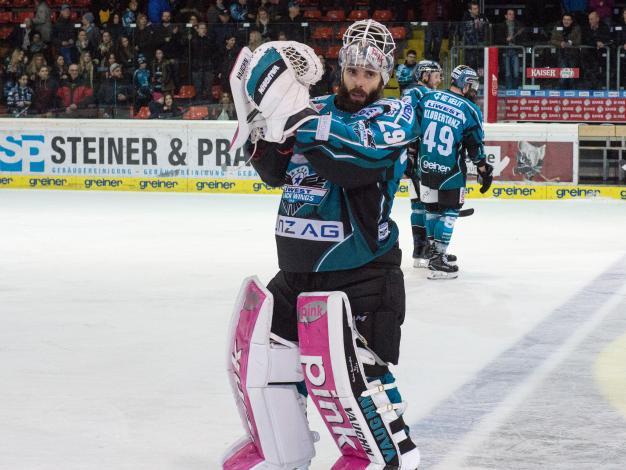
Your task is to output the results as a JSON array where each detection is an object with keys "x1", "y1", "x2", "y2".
[
  {"x1": 331, "y1": 455, "x2": 373, "y2": 470},
  {"x1": 223, "y1": 439, "x2": 264, "y2": 470}
]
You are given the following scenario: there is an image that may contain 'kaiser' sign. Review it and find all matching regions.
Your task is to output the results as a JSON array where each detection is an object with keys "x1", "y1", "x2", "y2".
[{"x1": 526, "y1": 68, "x2": 580, "y2": 79}]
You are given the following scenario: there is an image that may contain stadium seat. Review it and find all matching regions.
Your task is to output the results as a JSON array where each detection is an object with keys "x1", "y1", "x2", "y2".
[
  {"x1": 311, "y1": 26, "x2": 333, "y2": 40},
  {"x1": 13, "y1": 0, "x2": 31, "y2": 7},
  {"x1": 303, "y1": 9, "x2": 322, "y2": 21},
  {"x1": 13, "y1": 12, "x2": 33, "y2": 24},
  {"x1": 73, "y1": 0, "x2": 91, "y2": 7},
  {"x1": 324, "y1": 10, "x2": 346, "y2": 22},
  {"x1": 0, "y1": 26, "x2": 12, "y2": 39},
  {"x1": 184, "y1": 106, "x2": 208, "y2": 120},
  {"x1": 174, "y1": 85, "x2": 196, "y2": 100},
  {"x1": 326, "y1": 45, "x2": 341, "y2": 60},
  {"x1": 134, "y1": 106, "x2": 150, "y2": 119},
  {"x1": 390, "y1": 26, "x2": 407, "y2": 40},
  {"x1": 0, "y1": 11, "x2": 12, "y2": 23},
  {"x1": 348, "y1": 10, "x2": 368, "y2": 21},
  {"x1": 52, "y1": 0, "x2": 66, "y2": 5},
  {"x1": 372, "y1": 10, "x2": 393, "y2": 22},
  {"x1": 335, "y1": 24, "x2": 349, "y2": 40}
]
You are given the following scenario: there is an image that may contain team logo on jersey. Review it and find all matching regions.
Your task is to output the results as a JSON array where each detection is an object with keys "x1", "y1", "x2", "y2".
[
  {"x1": 352, "y1": 121, "x2": 376, "y2": 149},
  {"x1": 355, "y1": 105, "x2": 385, "y2": 120},
  {"x1": 282, "y1": 166, "x2": 328, "y2": 216}
]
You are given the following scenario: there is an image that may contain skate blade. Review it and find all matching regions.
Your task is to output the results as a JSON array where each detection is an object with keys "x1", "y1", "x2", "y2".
[
  {"x1": 413, "y1": 258, "x2": 430, "y2": 268},
  {"x1": 427, "y1": 270, "x2": 459, "y2": 280}
]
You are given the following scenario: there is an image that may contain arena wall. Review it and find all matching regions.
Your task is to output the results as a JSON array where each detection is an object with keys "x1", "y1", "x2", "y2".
[{"x1": 0, "y1": 119, "x2": 622, "y2": 200}]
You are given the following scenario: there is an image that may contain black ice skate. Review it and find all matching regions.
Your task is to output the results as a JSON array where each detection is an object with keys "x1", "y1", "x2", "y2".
[
  {"x1": 412, "y1": 244, "x2": 430, "y2": 268},
  {"x1": 427, "y1": 252, "x2": 459, "y2": 280}
]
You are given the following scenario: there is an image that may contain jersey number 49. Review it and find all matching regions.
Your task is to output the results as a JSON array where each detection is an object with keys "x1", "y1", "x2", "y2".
[{"x1": 423, "y1": 122, "x2": 454, "y2": 156}]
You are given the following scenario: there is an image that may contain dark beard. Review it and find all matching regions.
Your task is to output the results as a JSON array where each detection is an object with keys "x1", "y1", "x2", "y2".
[
  {"x1": 465, "y1": 88, "x2": 478, "y2": 103},
  {"x1": 335, "y1": 80, "x2": 384, "y2": 113}
]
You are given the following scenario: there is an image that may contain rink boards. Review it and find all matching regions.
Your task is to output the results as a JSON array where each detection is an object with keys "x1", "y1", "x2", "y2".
[
  {"x1": 0, "y1": 174, "x2": 625, "y2": 200},
  {"x1": 1, "y1": 117, "x2": 622, "y2": 200}
]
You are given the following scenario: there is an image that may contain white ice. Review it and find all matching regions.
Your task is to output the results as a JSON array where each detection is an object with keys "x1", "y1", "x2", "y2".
[{"x1": 1, "y1": 190, "x2": 626, "y2": 470}]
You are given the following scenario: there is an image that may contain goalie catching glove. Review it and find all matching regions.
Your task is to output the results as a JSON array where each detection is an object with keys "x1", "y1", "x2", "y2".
[{"x1": 243, "y1": 41, "x2": 322, "y2": 143}]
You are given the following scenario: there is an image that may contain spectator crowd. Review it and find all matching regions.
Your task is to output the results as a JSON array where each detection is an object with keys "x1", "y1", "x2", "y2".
[{"x1": 2, "y1": 0, "x2": 626, "y2": 119}]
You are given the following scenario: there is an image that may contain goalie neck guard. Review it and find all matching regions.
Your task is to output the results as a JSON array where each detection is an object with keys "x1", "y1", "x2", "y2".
[{"x1": 338, "y1": 19, "x2": 396, "y2": 85}]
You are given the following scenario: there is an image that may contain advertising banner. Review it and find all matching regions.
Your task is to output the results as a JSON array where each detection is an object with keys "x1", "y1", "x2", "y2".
[
  {"x1": 467, "y1": 123, "x2": 578, "y2": 184},
  {"x1": 0, "y1": 119, "x2": 580, "y2": 193},
  {"x1": 504, "y1": 97, "x2": 626, "y2": 122},
  {"x1": 525, "y1": 68, "x2": 580, "y2": 79},
  {"x1": 0, "y1": 119, "x2": 255, "y2": 183},
  {"x1": 500, "y1": 90, "x2": 626, "y2": 123}
]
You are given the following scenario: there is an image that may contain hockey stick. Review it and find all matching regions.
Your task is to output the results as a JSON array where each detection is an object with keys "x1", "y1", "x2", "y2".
[{"x1": 459, "y1": 208, "x2": 474, "y2": 217}]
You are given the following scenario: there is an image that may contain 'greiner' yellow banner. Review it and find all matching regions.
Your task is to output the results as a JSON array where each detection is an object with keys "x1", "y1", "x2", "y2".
[{"x1": 0, "y1": 175, "x2": 625, "y2": 200}]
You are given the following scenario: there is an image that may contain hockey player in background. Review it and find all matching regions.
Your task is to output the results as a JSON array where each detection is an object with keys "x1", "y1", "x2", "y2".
[
  {"x1": 415, "y1": 65, "x2": 493, "y2": 279},
  {"x1": 223, "y1": 20, "x2": 422, "y2": 469},
  {"x1": 401, "y1": 60, "x2": 443, "y2": 268}
]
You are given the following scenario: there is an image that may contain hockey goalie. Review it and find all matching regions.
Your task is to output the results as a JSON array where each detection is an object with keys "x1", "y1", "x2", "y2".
[{"x1": 223, "y1": 20, "x2": 422, "y2": 470}]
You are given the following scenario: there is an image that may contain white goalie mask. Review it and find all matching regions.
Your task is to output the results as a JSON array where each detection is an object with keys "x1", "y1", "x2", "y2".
[{"x1": 338, "y1": 20, "x2": 396, "y2": 85}]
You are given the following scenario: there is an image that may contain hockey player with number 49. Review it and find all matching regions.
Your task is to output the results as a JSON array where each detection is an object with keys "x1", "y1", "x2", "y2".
[
  {"x1": 401, "y1": 60, "x2": 443, "y2": 269},
  {"x1": 223, "y1": 20, "x2": 422, "y2": 470},
  {"x1": 415, "y1": 65, "x2": 494, "y2": 279}
]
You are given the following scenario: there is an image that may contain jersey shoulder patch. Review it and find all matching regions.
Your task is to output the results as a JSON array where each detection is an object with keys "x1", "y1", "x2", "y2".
[{"x1": 310, "y1": 94, "x2": 334, "y2": 113}]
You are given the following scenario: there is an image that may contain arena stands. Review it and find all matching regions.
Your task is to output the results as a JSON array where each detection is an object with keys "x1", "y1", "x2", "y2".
[{"x1": 1, "y1": 0, "x2": 626, "y2": 121}]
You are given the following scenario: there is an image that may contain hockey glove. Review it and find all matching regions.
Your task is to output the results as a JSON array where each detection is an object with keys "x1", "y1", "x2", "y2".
[
  {"x1": 229, "y1": 46, "x2": 269, "y2": 150},
  {"x1": 245, "y1": 41, "x2": 322, "y2": 143},
  {"x1": 477, "y1": 161, "x2": 494, "y2": 194}
]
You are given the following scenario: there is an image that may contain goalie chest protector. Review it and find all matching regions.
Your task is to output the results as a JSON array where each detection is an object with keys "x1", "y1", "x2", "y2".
[{"x1": 274, "y1": 94, "x2": 412, "y2": 273}]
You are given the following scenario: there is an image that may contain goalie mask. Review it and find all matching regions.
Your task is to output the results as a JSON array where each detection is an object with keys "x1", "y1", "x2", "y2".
[{"x1": 338, "y1": 19, "x2": 396, "y2": 85}]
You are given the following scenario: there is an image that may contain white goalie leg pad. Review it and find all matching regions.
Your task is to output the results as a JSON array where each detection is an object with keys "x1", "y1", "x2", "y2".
[
  {"x1": 223, "y1": 276, "x2": 316, "y2": 469},
  {"x1": 297, "y1": 292, "x2": 420, "y2": 469}
]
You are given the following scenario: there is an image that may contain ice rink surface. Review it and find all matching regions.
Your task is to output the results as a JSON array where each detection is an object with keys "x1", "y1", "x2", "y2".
[{"x1": 1, "y1": 190, "x2": 626, "y2": 470}]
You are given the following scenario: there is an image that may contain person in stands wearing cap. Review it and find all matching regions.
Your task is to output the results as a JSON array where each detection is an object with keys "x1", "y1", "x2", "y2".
[
  {"x1": 81, "y1": 12, "x2": 101, "y2": 48},
  {"x1": 133, "y1": 54, "x2": 152, "y2": 111},
  {"x1": 97, "y1": 62, "x2": 132, "y2": 118},
  {"x1": 52, "y1": 5, "x2": 77, "y2": 66},
  {"x1": 214, "y1": 6, "x2": 237, "y2": 48}
]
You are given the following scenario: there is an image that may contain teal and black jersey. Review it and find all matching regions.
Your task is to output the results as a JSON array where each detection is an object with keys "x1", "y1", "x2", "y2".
[
  {"x1": 251, "y1": 94, "x2": 417, "y2": 273},
  {"x1": 400, "y1": 84, "x2": 431, "y2": 109},
  {"x1": 400, "y1": 84, "x2": 432, "y2": 183},
  {"x1": 415, "y1": 90, "x2": 485, "y2": 190}
]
